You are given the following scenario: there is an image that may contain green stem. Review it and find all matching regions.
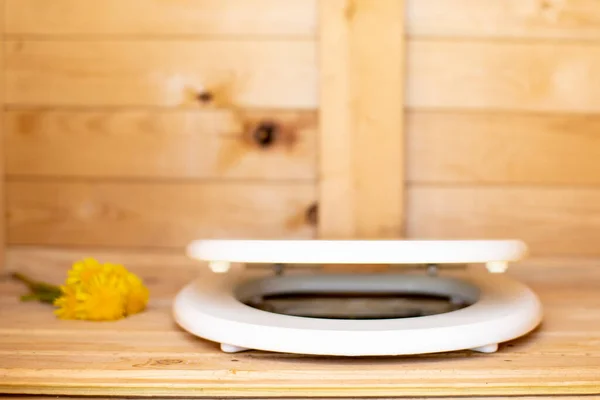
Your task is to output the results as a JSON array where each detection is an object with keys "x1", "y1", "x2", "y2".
[
  {"x1": 20, "y1": 293, "x2": 39, "y2": 302},
  {"x1": 12, "y1": 272, "x2": 62, "y2": 304},
  {"x1": 12, "y1": 272, "x2": 37, "y2": 287}
]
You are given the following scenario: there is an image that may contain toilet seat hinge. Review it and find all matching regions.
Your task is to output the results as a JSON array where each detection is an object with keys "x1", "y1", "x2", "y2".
[
  {"x1": 426, "y1": 264, "x2": 439, "y2": 276},
  {"x1": 273, "y1": 263, "x2": 285, "y2": 276}
]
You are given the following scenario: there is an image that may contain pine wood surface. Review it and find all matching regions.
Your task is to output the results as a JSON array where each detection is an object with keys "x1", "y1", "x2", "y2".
[
  {"x1": 5, "y1": 109, "x2": 317, "y2": 180},
  {"x1": 8, "y1": 0, "x2": 600, "y2": 40},
  {"x1": 7, "y1": 180, "x2": 600, "y2": 257},
  {"x1": 1, "y1": 247, "x2": 599, "y2": 398},
  {"x1": 406, "y1": 110, "x2": 600, "y2": 185},
  {"x1": 5, "y1": 40, "x2": 318, "y2": 109},
  {"x1": 8, "y1": 39, "x2": 600, "y2": 113},
  {"x1": 6, "y1": 181, "x2": 316, "y2": 247},
  {"x1": 5, "y1": 0, "x2": 600, "y2": 260},
  {"x1": 2, "y1": 395, "x2": 600, "y2": 400},
  {"x1": 0, "y1": 0, "x2": 5, "y2": 273},
  {"x1": 406, "y1": 186, "x2": 600, "y2": 258},
  {"x1": 407, "y1": 0, "x2": 600, "y2": 39},
  {"x1": 5, "y1": 0, "x2": 318, "y2": 37},
  {"x1": 7, "y1": 108, "x2": 600, "y2": 186},
  {"x1": 407, "y1": 40, "x2": 600, "y2": 113},
  {"x1": 318, "y1": 0, "x2": 405, "y2": 239}
]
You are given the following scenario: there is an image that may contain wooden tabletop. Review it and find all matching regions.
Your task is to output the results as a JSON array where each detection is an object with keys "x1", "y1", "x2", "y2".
[{"x1": 1, "y1": 248, "x2": 600, "y2": 398}]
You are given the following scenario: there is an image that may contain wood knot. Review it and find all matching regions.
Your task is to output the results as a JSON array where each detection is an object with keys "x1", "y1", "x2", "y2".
[
  {"x1": 305, "y1": 203, "x2": 318, "y2": 226},
  {"x1": 132, "y1": 358, "x2": 183, "y2": 367},
  {"x1": 345, "y1": 0, "x2": 356, "y2": 21},
  {"x1": 196, "y1": 91, "x2": 214, "y2": 104},
  {"x1": 154, "y1": 359, "x2": 183, "y2": 365},
  {"x1": 253, "y1": 121, "x2": 279, "y2": 148},
  {"x1": 537, "y1": 0, "x2": 563, "y2": 21}
]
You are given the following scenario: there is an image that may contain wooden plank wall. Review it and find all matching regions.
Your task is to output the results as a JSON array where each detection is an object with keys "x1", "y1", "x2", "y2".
[
  {"x1": 2, "y1": 0, "x2": 600, "y2": 262},
  {"x1": 405, "y1": 0, "x2": 600, "y2": 258},
  {"x1": 3, "y1": 0, "x2": 320, "y2": 256}
]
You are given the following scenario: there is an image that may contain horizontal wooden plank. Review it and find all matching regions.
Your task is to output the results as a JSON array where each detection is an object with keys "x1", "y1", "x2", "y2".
[
  {"x1": 5, "y1": 109, "x2": 316, "y2": 180},
  {"x1": 6, "y1": 398, "x2": 595, "y2": 400},
  {"x1": 407, "y1": 187, "x2": 600, "y2": 257},
  {"x1": 407, "y1": 0, "x2": 600, "y2": 40},
  {"x1": 2, "y1": 353, "x2": 599, "y2": 397},
  {"x1": 6, "y1": 0, "x2": 317, "y2": 37},
  {"x1": 407, "y1": 111, "x2": 600, "y2": 184},
  {"x1": 6, "y1": 182, "x2": 316, "y2": 247},
  {"x1": 2, "y1": 398, "x2": 599, "y2": 400},
  {"x1": 7, "y1": 39, "x2": 600, "y2": 112},
  {"x1": 8, "y1": 0, "x2": 600, "y2": 41},
  {"x1": 9, "y1": 107, "x2": 600, "y2": 185},
  {"x1": 5, "y1": 40, "x2": 317, "y2": 108},
  {"x1": 408, "y1": 40, "x2": 600, "y2": 112}
]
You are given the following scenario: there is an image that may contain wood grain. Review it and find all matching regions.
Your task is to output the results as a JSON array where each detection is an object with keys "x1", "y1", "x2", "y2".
[
  {"x1": 3, "y1": 327, "x2": 600, "y2": 356},
  {"x1": 407, "y1": 186, "x2": 600, "y2": 257},
  {"x1": 1, "y1": 247, "x2": 600, "y2": 397},
  {"x1": 6, "y1": 0, "x2": 317, "y2": 37},
  {"x1": 8, "y1": 39, "x2": 600, "y2": 113},
  {"x1": 5, "y1": 109, "x2": 316, "y2": 180},
  {"x1": 7, "y1": 107, "x2": 600, "y2": 186},
  {"x1": 0, "y1": 0, "x2": 5, "y2": 275},
  {"x1": 5, "y1": 398, "x2": 595, "y2": 400},
  {"x1": 318, "y1": 0, "x2": 405, "y2": 239},
  {"x1": 6, "y1": 397, "x2": 598, "y2": 400},
  {"x1": 5, "y1": 40, "x2": 317, "y2": 109},
  {"x1": 6, "y1": 182, "x2": 316, "y2": 247},
  {"x1": 407, "y1": 111, "x2": 600, "y2": 184},
  {"x1": 408, "y1": 39, "x2": 600, "y2": 113},
  {"x1": 407, "y1": 0, "x2": 600, "y2": 40},
  {"x1": 8, "y1": 0, "x2": 600, "y2": 41}
]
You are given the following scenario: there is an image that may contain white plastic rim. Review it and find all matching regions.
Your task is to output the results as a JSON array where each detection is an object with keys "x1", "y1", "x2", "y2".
[
  {"x1": 173, "y1": 267, "x2": 543, "y2": 356},
  {"x1": 186, "y1": 239, "x2": 528, "y2": 264}
]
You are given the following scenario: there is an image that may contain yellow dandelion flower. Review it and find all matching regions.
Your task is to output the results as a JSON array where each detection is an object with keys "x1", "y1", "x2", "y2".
[
  {"x1": 53, "y1": 285, "x2": 82, "y2": 320},
  {"x1": 76, "y1": 272, "x2": 128, "y2": 321},
  {"x1": 123, "y1": 272, "x2": 150, "y2": 315},
  {"x1": 66, "y1": 257, "x2": 105, "y2": 286},
  {"x1": 53, "y1": 258, "x2": 149, "y2": 321},
  {"x1": 110, "y1": 263, "x2": 130, "y2": 276}
]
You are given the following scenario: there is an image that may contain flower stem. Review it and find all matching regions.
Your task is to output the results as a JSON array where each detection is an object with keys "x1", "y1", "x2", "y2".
[
  {"x1": 12, "y1": 272, "x2": 36, "y2": 286},
  {"x1": 12, "y1": 272, "x2": 62, "y2": 304}
]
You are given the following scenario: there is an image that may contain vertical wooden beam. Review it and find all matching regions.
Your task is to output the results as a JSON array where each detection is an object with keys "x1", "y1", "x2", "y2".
[
  {"x1": 0, "y1": 0, "x2": 5, "y2": 274},
  {"x1": 318, "y1": 0, "x2": 405, "y2": 239}
]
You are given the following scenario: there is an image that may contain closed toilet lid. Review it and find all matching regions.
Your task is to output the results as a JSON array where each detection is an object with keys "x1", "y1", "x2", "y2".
[
  {"x1": 173, "y1": 267, "x2": 543, "y2": 356},
  {"x1": 187, "y1": 239, "x2": 528, "y2": 265}
]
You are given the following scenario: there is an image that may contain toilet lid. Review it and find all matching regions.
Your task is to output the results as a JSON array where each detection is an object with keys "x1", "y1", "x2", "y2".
[{"x1": 187, "y1": 239, "x2": 528, "y2": 264}]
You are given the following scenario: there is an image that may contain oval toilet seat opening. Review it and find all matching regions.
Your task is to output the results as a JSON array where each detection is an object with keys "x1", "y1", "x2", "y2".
[{"x1": 234, "y1": 274, "x2": 481, "y2": 320}]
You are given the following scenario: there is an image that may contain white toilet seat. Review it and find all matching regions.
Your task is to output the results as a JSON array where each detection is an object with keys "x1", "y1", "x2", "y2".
[
  {"x1": 173, "y1": 239, "x2": 543, "y2": 356},
  {"x1": 186, "y1": 239, "x2": 528, "y2": 265}
]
